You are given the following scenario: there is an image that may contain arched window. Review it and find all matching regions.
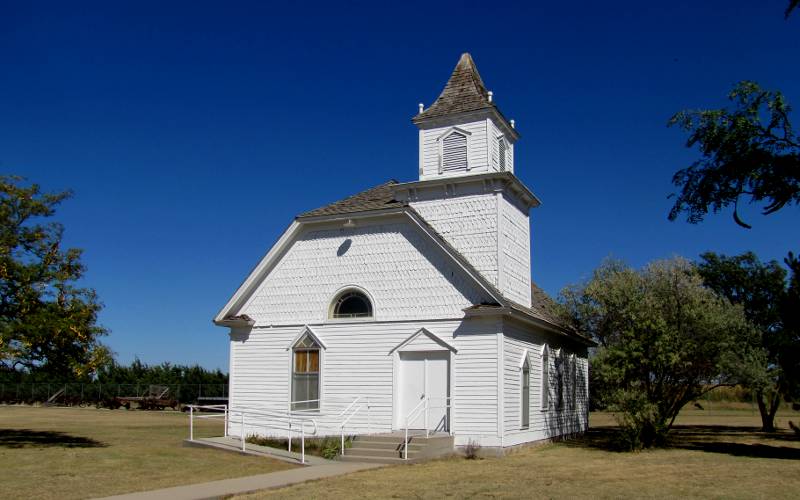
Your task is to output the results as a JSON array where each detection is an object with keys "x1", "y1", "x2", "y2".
[
  {"x1": 521, "y1": 354, "x2": 530, "y2": 429},
  {"x1": 330, "y1": 289, "x2": 373, "y2": 319}
]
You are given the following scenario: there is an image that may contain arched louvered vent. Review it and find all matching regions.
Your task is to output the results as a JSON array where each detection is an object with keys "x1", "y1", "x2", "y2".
[{"x1": 440, "y1": 132, "x2": 468, "y2": 172}]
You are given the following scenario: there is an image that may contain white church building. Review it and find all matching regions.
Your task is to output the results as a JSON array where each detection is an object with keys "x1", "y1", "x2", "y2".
[{"x1": 214, "y1": 53, "x2": 592, "y2": 454}]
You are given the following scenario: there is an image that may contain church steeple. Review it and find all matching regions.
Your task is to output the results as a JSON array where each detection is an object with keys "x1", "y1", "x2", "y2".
[
  {"x1": 413, "y1": 53, "x2": 494, "y2": 122},
  {"x1": 413, "y1": 53, "x2": 519, "y2": 181}
]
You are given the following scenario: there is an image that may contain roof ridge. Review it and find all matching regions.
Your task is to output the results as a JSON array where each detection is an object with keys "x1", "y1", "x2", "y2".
[{"x1": 297, "y1": 180, "x2": 404, "y2": 219}]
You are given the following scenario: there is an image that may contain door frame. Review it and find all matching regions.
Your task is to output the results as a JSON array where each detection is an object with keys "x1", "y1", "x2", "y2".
[{"x1": 389, "y1": 328, "x2": 457, "y2": 432}]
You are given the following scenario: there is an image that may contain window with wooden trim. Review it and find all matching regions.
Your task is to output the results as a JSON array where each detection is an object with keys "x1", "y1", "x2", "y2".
[
  {"x1": 292, "y1": 334, "x2": 320, "y2": 411},
  {"x1": 541, "y1": 347, "x2": 549, "y2": 410},
  {"x1": 521, "y1": 354, "x2": 530, "y2": 429},
  {"x1": 330, "y1": 290, "x2": 373, "y2": 319},
  {"x1": 440, "y1": 131, "x2": 468, "y2": 172}
]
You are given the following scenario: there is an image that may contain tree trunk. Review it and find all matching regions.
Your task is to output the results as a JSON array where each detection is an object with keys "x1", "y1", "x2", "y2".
[{"x1": 756, "y1": 389, "x2": 780, "y2": 432}]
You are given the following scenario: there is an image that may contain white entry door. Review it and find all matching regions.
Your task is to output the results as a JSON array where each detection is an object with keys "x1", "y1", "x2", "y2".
[{"x1": 398, "y1": 351, "x2": 449, "y2": 431}]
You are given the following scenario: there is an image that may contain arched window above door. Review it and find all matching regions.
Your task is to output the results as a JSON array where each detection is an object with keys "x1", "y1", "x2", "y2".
[{"x1": 329, "y1": 288, "x2": 373, "y2": 319}]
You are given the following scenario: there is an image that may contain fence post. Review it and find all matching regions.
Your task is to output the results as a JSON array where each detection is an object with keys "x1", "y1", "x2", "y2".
[
  {"x1": 224, "y1": 406, "x2": 228, "y2": 438},
  {"x1": 189, "y1": 406, "x2": 194, "y2": 441}
]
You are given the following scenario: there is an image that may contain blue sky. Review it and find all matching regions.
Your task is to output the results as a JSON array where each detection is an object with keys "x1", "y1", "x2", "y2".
[{"x1": 1, "y1": 1, "x2": 798, "y2": 370}]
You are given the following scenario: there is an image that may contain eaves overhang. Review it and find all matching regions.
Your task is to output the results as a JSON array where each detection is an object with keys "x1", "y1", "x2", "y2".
[{"x1": 463, "y1": 305, "x2": 596, "y2": 347}]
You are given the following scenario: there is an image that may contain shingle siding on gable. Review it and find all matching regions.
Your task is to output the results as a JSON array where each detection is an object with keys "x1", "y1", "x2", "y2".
[
  {"x1": 240, "y1": 218, "x2": 491, "y2": 325},
  {"x1": 410, "y1": 193, "x2": 500, "y2": 287}
]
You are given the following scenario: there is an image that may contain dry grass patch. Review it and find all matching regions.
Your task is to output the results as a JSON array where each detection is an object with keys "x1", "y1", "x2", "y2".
[
  {"x1": 0, "y1": 406, "x2": 295, "y2": 499},
  {"x1": 240, "y1": 407, "x2": 800, "y2": 500}
]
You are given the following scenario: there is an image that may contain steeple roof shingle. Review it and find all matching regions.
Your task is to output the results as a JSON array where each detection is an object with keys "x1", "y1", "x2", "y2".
[{"x1": 413, "y1": 53, "x2": 495, "y2": 122}]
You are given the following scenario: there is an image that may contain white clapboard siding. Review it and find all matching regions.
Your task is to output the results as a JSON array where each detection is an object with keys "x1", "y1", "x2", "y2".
[
  {"x1": 420, "y1": 120, "x2": 488, "y2": 179},
  {"x1": 501, "y1": 320, "x2": 589, "y2": 446},
  {"x1": 411, "y1": 193, "x2": 499, "y2": 286},
  {"x1": 499, "y1": 194, "x2": 532, "y2": 305},
  {"x1": 228, "y1": 318, "x2": 501, "y2": 443},
  {"x1": 240, "y1": 217, "x2": 491, "y2": 325}
]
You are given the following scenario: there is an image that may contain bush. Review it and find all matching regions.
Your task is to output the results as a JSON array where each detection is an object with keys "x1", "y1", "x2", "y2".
[
  {"x1": 245, "y1": 435, "x2": 350, "y2": 458},
  {"x1": 464, "y1": 439, "x2": 481, "y2": 459}
]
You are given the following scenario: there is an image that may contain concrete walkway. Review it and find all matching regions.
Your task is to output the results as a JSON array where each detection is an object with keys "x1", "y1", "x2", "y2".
[{"x1": 101, "y1": 461, "x2": 383, "y2": 500}]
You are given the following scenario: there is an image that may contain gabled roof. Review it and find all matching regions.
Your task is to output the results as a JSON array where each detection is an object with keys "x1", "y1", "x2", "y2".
[
  {"x1": 298, "y1": 181, "x2": 405, "y2": 219},
  {"x1": 530, "y1": 282, "x2": 566, "y2": 329},
  {"x1": 413, "y1": 53, "x2": 493, "y2": 122}
]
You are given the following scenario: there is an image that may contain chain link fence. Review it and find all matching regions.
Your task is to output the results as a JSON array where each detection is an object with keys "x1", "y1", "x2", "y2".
[{"x1": 0, "y1": 383, "x2": 228, "y2": 407}]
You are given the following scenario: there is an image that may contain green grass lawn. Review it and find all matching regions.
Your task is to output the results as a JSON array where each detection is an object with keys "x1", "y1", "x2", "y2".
[
  {"x1": 2, "y1": 404, "x2": 799, "y2": 499},
  {"x1": 0, "y1": 406, "x2": 295, "y2": 499},
  {"x1": 239, "y1": 406, "x2": 800, "y2": 500}
]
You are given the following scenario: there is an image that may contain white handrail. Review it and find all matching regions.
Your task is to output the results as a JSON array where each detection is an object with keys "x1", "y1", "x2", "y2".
[
  {"x1": 187, "y1": 404, "x2": 318, "y2": 464},
  {"x1": 403, "y1": 397, "x2": 428, "y2": 460},
  {"x1": 402, "y1": 396, "x2": 453, "y2": 459},
  {"x1": 339, "y1": 397, "x2": 366, "y2": 456}
]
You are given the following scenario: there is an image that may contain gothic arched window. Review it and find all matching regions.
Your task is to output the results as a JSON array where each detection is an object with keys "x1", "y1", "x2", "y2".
[{"x1": 330, "y1": 289, "x2": 373, "y2": 319}]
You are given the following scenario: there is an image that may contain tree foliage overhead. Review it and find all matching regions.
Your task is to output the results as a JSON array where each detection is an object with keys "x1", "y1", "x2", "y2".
[
  {"x1": 697, "y1": 251, "x2": 798, "y2": 431},
  {"x1": 0, "y1": 176, "x2": 110, "y2": 378},
  {"x1": 668, "y1": 81, "x2": 800, "y2": 228},
  {"x1": 560, "y1": 257, "x2": 754, "y2": 449}
]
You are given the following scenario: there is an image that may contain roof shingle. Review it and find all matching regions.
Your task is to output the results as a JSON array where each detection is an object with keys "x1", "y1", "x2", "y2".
[
  {"x1": 413, "y1": 53, "x2": 495, "y2": 122},
  {"x1": 298, "y1": 181, "x2": 405, "y2": 218}
]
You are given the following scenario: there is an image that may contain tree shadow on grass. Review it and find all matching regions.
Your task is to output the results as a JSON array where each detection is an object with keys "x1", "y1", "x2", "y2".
[
  {"x1": 566, "y1": 425, "x2": 800, "y2": 460},
  {"x1": 0, "y1": 429, "x2": 106, "y2": 449}
]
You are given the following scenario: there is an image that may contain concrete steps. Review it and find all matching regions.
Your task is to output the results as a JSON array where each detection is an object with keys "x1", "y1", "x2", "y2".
[{"x1": 339, "y1": 433, "x2": 454, "y2": 464}]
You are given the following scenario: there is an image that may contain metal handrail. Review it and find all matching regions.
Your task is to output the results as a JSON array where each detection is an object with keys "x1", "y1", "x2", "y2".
[
  {"x1": 402, "y1": 396, "x2": 453, "y2": 459},
  {"x1": 188, "y1": 404, "x2": 318, "y2": 464},
  {"x1": 403, "y1": 397, "x2": 428, "y2": 460},
  {"x1": 339, "y1": 397, "x2": 369, "y2": 456}
]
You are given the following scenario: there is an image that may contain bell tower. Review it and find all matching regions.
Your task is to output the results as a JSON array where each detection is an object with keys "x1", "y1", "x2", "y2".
[{"x1": 413, "y1": 53, "x2": 519, "y2": 181}]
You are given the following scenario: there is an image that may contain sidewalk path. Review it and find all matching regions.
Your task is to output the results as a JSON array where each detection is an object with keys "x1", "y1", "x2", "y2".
[{"x1": 101, "y1": 461, "x2": 383, "y2": 500}]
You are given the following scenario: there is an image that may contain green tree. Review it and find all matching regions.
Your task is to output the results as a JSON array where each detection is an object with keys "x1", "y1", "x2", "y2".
[
  {"x1": 0, "y1": 176, "x2": 110, "y2": 379},
  {"x1": 667, "y1": 81, "x2": 799, "y2": 229},
  {"x1": 560, "y1": 257, "x2": 754, "y2": 449},
  {"x1": 782, "y1": 252, "x2": 800, "y2": 401},
  {"x1": 696, "y1": 251, "x2": 796, "y2": 431}
]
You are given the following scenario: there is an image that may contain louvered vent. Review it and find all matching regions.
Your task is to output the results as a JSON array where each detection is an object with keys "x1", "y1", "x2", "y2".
[
  {"x1": 499, "y1": 139, "x2": 507, "y2": 171},
  {"x1": 441, "y1": 132, "x2": 468, "y2": 171}
]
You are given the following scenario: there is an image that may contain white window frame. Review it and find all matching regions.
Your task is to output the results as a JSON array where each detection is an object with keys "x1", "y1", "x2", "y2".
[
  {"x1": 437, "y1": 127, "x2": 471, "y2": 174},
  {"x1": 540, "y1": 345, "x2": 550, "y2": 411},
  {"x1": 286, "y1": 325, "x2": 328, "y2": 414},
  {"x1": 521, "y1": 351, "x2": 530, "y2": 429},
  {"x1": 326, "y1": 285, "x2": 375, "y2": 322},
  {"x1": 496, "y1": 134, "x2": 508, "y2": 172}
]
